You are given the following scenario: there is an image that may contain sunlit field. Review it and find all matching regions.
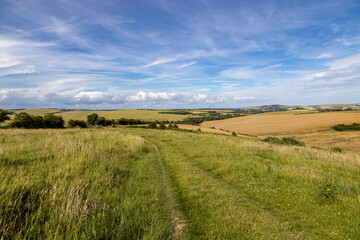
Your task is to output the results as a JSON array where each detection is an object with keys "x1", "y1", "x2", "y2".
[
  {"x1": 201, "y1": 111, "x2": 360, "y2": 135},
  {"x1": 56, "y1": 110, "x2": 188, "y2": 122},
  {"x1": 1, "y1": 127, "x2": 360, "y2": 239}
]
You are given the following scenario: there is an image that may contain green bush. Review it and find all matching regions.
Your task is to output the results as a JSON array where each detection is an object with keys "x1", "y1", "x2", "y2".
[
  {"x1": 43, "y1": 114, "x2": 64, "y2": 128},
  {"x1": 11, "y1": 112, "x2": 34, "y2": 128},
  {"x1": 263, "y1": 137, "x2": 305, "y2": 146},
  {"x1": 87, "y1": 113, "x2": 98, "y2": 125},
  {"x1": 68, "y1": 119, "x2": 87, "y2": 128},
  {"x1": 332, "y1": 123, "x2": 360, "y2": 131},
  {"x1": 0, "y1": 109, "x2": 10, "y2": 123}
]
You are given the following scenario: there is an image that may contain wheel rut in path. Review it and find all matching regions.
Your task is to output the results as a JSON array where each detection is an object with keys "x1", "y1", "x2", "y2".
[{"x1": 143, "y1": 138, "x2": 186, "y2": 239}]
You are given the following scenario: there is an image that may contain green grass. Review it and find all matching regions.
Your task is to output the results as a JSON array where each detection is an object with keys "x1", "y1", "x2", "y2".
[
  {"x1": 0, "y1": 129, "x2": 176, "y2": 239},
  {"x1": 125, "y1": 128, "x2": 360, "y2": 239},
  {"x1": 1, "y1": 127, "x2": 360, "y2": 239}
]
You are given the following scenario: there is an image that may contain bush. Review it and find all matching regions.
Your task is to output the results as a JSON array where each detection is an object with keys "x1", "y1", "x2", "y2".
[
  {"x1": 148, "y1": 122, "x2": 157, "y2": 129},
  {"x1": 332, "y1": 123, "x2": 360, "y2": 131},
  {"x1": 232, "y1": 132, "x2": 237, "y2": 136},
  {"x1": 11, "y1": 112, "x2": 34, "y2": 128},
  {"x1": 68, "y1": 119, "x2": 87, "y2": 128},
  {"x1": 31, "y1": 115, "x2": 44, "y2": 128},
  {"x1": 0, "y1": 109, "x2": 10, "y2": 123},
  {"x1": 263, "y1": 137, "x2": 305, "y2": 146},
  {"x1": 87, "y1": 113, "x2": 98, "y2": 125},
  {"x1": 332, "y1": 147, "x2": 342, "y2": 153},
  {"x1": 96, "y1": 117, "x2": 107, "y2": 126},
  {"x1": 43, "y1": 114, "x2": 64, "y2": 128},
  {"x1": 159, "y1": 122, "x2": 166, "y2": 129}
]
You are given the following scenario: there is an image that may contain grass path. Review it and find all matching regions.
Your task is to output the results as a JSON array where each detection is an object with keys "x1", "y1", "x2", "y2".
[
  {"x1": 148, "y1": 136, "x2": 301, "y2": 239},
  {"x1": 143, "y1": 139, "x2": 187, "y2": 239}
]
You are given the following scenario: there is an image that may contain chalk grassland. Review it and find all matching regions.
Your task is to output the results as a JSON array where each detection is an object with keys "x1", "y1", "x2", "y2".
[
  {"x1": 2, "y1": 128, "x2": 360, "y2": 239},
  {"x1": 201, "y1": 111, "x2": 360, "y2": 135},
  {"x1": 0, "y1": 129, "x2": 176, "y2": 239},
  {"x1": 125, "y1": 128, "x2": 360, "y2": 239},
  {"x1": 56, "y1": 110, "x2": 187, "y2": 122}
]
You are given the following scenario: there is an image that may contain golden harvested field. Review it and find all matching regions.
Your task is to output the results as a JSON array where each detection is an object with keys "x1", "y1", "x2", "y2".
[
  {"x1": 9, "y1": 108, "x2": 61, "y2": 116},
  {"x1": 267, "y1": 130, "x2": 360, "y2": 153},
  {"x1": 56, "y1": 110, "x2": 187, "y2": 122},
  {"x1": 201, "y1": 111, "x2": 360, "y2": 135}
]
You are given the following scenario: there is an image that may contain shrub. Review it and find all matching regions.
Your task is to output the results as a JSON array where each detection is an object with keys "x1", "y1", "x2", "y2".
[
  {"x1": 159, "y1": 122, "x2": 166, "y2": 129},
  {"x1": 87, "y1": 113, "x2": 98, "y2": 125},
  {"x1": 148, "y1": 122, "x2": 157, "y2": 129},
  {"x1": 0, "y1": 109, "x2": 10, "y2": 122},
  {"x1": 232, "y1": 132, "x2": 237, "y2": 136},
  {"x1": 263, "y1": 137, "x2": 305, "y2": 146},
  {"x1": 68, "y1": 119, "x2": 87, "y2": 128},
  {"x1": 43, "y1": 114, "x2": 64, "y2": 128},
  {"x1": 31, "y1": 115, "x2": 44, "y2": 128},
  {"x1": 332, "y1": 123, "x2": 360, "y2": 131},
  {"x1": 96, "y1": 117, "x2": 107, "y2": 126},
  {"x1": 11, "y1": 112, "x2": 34, "y2": 128},
  {"x1": 332, "y1": 147, "x2": 342, "y2": 153}
]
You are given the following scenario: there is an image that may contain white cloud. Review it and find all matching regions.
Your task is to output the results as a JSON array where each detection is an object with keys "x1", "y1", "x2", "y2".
[
  {"x1": 234, "y1": 96, "x2": 255, "y2": 101},
  {"x1": 177, "y1": 61, "x2": 197, "y2": 69},
  {"x1": 289, "y1": 53, "x2": 360, "y2": 89},
  {"x1": 318, "y1": 52, "x2": 332, "y2": 59}
]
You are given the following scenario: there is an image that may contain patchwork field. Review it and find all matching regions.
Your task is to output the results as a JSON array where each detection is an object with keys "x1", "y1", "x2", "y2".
[
  {"x1": 1, "y1": 127, "x2": 360, "y2": 239},
  {"x1": 201, "y1": 111, "x2": 360, "y2": 135}
]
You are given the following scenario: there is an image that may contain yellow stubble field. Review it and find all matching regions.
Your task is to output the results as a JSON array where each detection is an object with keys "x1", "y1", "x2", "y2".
[
  {"x1": 201, "y1": 111, "x2": 360, "y2": 135},
  {"x1": 201, "y1": 111, "x2": 360, "y2": 152}
]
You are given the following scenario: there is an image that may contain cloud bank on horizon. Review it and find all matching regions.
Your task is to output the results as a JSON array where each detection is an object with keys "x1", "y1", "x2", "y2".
[{"x1": 0, "y1": 0, "x2": 359, "y2": 109}]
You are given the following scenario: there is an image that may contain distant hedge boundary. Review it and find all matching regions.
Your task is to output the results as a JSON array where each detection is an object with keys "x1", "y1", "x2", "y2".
[{"x1": 332, "y1": 123, "x2": 360, "y2": 131}]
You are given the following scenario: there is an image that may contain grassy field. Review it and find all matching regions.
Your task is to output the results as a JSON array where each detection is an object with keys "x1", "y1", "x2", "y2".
[
  {"x1": 0, "y1": 129, "x2": 178, "y2": 239},
  {"x1": 56, "y1": 110, "x2": 187, "y2": 122},
  {"x1": 201, "y1": 111, "x2": 360, "y2": 135},
  {"x1": 1, "y1": 127, "x2": 360, "y2": 239}
]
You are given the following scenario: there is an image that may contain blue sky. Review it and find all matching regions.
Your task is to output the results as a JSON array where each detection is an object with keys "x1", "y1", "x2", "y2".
[{"x1": 0, "y1": 0, "x2": 360, "y2": 109}]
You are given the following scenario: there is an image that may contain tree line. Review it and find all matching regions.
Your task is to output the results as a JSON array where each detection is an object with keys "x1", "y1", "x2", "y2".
[{"x1": 0, "y1": 110, "x2": 179, "y2": 129}]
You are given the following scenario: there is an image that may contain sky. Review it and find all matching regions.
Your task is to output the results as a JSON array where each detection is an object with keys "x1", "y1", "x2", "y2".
[{"x1": 0, "y1": 0, "x2": 360, "y2": 109}]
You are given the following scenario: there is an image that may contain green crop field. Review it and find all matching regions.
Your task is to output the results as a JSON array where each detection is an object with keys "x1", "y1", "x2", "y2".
[{"x1": 1, "y1": 128, "x2": 360, "y2": 239}]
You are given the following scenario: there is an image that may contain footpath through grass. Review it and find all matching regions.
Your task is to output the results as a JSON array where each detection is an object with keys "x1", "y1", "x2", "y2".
[
  {"x1": 127, "y1": 128, "x2": 360, "y2": 239},
  {"x1": 1, "y1": 127, "x2": 360, "y2": 239}
]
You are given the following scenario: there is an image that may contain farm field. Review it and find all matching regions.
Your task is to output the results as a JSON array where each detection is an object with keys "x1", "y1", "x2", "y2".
[
  {"x1": 201, "y1": 111, "x2": 360, "y2": 135},
  {"x1": 1, "y1": 127, "x2": 360, "y2": 239},
  {"x1": 57, "y1": 110, "x2": 188, "y2": 122},
  {"x1": 267, "y1": 130, "x2": 360, "y2": 153}
]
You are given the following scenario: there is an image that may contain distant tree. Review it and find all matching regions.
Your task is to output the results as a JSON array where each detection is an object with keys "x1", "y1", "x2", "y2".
[
  {"x1": 68, "y1": 119, "x2": 87, "y2": 128},
  {"x1": 148, "y1": 122, "x2": 157, "y2": 129},
  {"x1": 96, "y1": 117, "x2": 106, "y2": 126},
  {"x1": 232, "y1": 132, "x2": 237, "y2": 136},
  {"x1": 105, "y1": 119, "x2": 112, "y2": 126},
  {"x1": 43, "y1": 114, "x2": 64, "y2": 128},
  {"x1": 173, "y1": 123, "x2": 179, "y2": 129},
  {"x1": 168, "y1": 123, "x2": 173, "y2": 129},
  {"x1": 159, "y1": 121, "x2": 166, "y2": 129},
  {"x1": 0, "y1": 109, "x2": 10, "y2": 123},
  {"x1": 31, "y1": 115, "x2": 44, "y2": 128},
  {"x1": 11, "y1": 112, "x2": 34, "y2": 128},
  {"x1": 87, "y1": 113, "x2": 98, "y2": 125}
]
